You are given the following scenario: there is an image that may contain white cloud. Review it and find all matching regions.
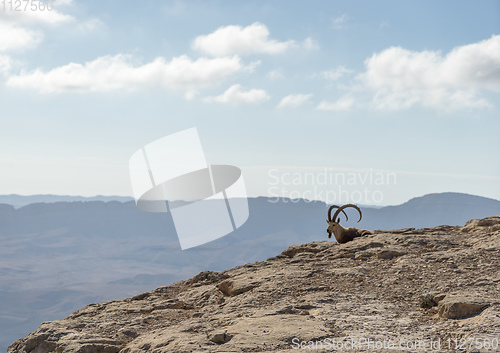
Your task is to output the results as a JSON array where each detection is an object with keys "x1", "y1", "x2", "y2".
[
  {"x1": 332, "y1": 14, "x2": 348, "y2": 29},
  {"x1": 266, "y1": 69, "x2": 284, "y2": 80},
  {"x1": 56, "y1": 0, "x2": 74, "y2": 6},
  {"x1": 370, "y1": 87, "x2": 491, "y2": 111},
  {"x1": 278, "y1": 93, "x2": 313, "y2": 108},
  {"x1": 360, "y1": 35, "x2": 500, "y2": 111},
  {"x1": 320, "y1": 66, "x2": 353, "y2": 80},
  {"x1": 7, "y1": 54, "x2": 246, "y2": 93},
  {"x1": 193, "y1": 22, "x2": 304, "y2": 56},
  {"x1": 316, "y1": 95, "x2": 355, "y2": 111},
  {"x1": 0, "y1": 4, "x2": 73, "y2": 53},
  {"x1": 184, "y1": 90, "x2": 198, "y2": 100},
  {"x1": 303, "y1": 37, "x2": 320, "y2": 50},
  {"x1": 77, "y1": 18, "x2": 104, "y2": 32},
  {"x1": 0, "y1": 55, "x2": 13, "y2": 75},
  {"x1": 243, "y1": 60, "x2": 262, "y2": 73},
  {"x1": 0, "y1": 5, "x2": 74, "y2": 26},
  {"x1": 204, "y1": 84, "x2": 270, "y2": 105},
  {"x1": 0, "y1": 23, "x2": 43, "y2": 51}
]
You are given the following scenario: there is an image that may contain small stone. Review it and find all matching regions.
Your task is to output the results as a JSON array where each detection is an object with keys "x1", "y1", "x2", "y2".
[
  {"x1": 210, "y1": 331, "x2": 233, "y2": 344},
  {"x1": 218, "y1": 279, "x2": 259, "y2": 296}
]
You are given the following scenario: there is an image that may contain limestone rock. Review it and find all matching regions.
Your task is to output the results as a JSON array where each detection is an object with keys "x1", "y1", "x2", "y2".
[
  {"x1": 280, "y1": 241, "x2": 331, "y2": 258},
  {"x1": 462, "y1": 216, "x2": 500, "y2": 233},
  {"x1": 437, "y1": 293, "x2": 490, "y2": 319},
  {"x1": 210, "y1": 331, "x2": 233, "y2": 344},
  {"x1": 8, "y1": 216, "x2": 500, "y2": 353},
  {"x1": 218, "y1": 278, "x2": 259, "y2": 296}
]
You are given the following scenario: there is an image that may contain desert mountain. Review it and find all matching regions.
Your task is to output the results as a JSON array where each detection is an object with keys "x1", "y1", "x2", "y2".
[
  {"x1": 1, "y1": 192, "x2": 499, "y2": 351},
  {"x1": 8, "y1": 216, "x2": 500, "y2": 352}
]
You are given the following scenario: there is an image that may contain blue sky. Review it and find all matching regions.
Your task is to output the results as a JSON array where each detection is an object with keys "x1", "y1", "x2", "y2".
[{"x1": 1, "y1": 0, "x2": 499, "y2": 205}]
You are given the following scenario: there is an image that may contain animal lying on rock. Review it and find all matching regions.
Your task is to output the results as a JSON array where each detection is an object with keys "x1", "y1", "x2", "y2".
[{"x1": 326, "y1": 204, "x2": 372, "y2": 243}]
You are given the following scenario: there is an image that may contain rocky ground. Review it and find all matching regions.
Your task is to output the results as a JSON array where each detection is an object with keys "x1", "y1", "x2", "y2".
[{"x1": 8, "y1": 216, "x2": 500, "y2": 352}]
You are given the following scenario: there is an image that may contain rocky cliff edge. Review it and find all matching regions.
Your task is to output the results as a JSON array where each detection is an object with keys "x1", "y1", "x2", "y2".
[{"x1": 8, "y1": 216, "x2": 500, "y2": 352}]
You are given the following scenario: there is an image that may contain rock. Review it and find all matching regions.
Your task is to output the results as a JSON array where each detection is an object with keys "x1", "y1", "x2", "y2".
[
  {"x1": 354, "y1": 247, "x2": 406, "y2": 260},
  {"x1": 153, "y1": 299, "x2": 193, "y2": 310},
  {"x1": 8, "y1": 217, "x2": 500, "y2": 353},
  {"x1": 119, "y1": 329, "x2": 139, "y2": 338},
  {"x1": 187, "y1": 270, "x2": 230, "y2": 286},
  {"x1": 218, "y1": 278, "x2": 259, "y2": 296},
  {"x1": 210, "y1": 331, "x2": 233, "y2": 344},
  {"x1": 354, "y1": 249, "x2": 375, "y2": 259},
  {"x1": 280, "y1": 241, "x2": 330, "y2": 258},
  {"x1": 437, "y1": 293, "x2": 490, "y2": 319},
  {"x1": 433, "y1": 294, "x2": 446, "y2": 303},
  {"x1": 462, "y1": 216, "x2": 500, "y2": 233},
  {"x1": 380, "y1": 227, "x2": 416, "y2": 234},
  {"x1": 376, "y1": 249, "x2": 407, "y2": 259}
]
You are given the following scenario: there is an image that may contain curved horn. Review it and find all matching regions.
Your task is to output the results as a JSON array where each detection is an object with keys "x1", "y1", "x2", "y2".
[
  {"x1": 327, "y1": 205, "x2": 349, "y2": 222},
  {"x1": 332, "y1": 204, "x2": 362, "y2": 223}
]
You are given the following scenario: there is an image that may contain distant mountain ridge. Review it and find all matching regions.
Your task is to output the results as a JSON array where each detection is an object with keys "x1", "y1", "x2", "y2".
[
  {"x1": 0, "y1": 192, "x2": 498, "y2": 237},
  {"x1": 361, "y1": 192, "x2": 500, "y2": 229},
  {"x1": 0, "y1": 194, "x2": 133, "y2": 209}
]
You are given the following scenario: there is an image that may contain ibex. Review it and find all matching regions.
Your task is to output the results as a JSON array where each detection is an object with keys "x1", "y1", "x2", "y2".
[{"x1": 326, "y1": 204, "x2": 372, "y2": 243}]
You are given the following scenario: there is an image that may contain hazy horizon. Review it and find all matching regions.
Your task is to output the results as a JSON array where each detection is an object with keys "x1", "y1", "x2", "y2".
[{"x1": 1, "y1": 191, "x2": 499, "y2": 209}]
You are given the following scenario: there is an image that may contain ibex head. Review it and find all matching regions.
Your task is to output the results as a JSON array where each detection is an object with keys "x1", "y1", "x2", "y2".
[{"x1": 326, "y1": 204, "x2": 362, "y2": 238}]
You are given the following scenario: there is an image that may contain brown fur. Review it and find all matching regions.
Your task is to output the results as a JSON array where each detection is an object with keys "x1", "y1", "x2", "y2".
[
  {"x1": 327, "y1": 222, "x2": 372, "y2": 244},
  {"x1": 327, "y1": 222, "x2": 372, "y2": 243},
  {"x1": 326, "y1": 203, "x2": 372, "y2": 243}
]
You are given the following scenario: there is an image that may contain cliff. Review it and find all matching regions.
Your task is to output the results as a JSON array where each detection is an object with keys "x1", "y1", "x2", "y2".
[{"x1": 9, "y1": 216, "x2": 500, "y2": 352}]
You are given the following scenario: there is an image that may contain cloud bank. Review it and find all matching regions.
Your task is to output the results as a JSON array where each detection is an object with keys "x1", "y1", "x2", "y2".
[
  {"x1": 0, "y1": 23, "x2": 42, "y2": 52},
  {"x1": 361, "y1": 35, "x2": 500, "y2": 111},
  {"x1": 278, "y1": 93, "x2": 313, "y2": 108},
  {"x1": 7, "y1": 54, "x2": 246, "y2": 93},
  {"x1": 316, "y1": 95, "x2": 355, "y2": 111},
  {"x1": 193, "y1": 22, "x2": 307, "y2": 56},
  {"x1": 204, "y1": 84, "x2": 270, "y2": 105}
]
